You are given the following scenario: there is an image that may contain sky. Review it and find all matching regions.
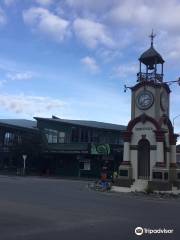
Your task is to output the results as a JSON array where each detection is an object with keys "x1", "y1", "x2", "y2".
[{"x1": 0, "y1": 0, "x2": 180, "y2": 142}]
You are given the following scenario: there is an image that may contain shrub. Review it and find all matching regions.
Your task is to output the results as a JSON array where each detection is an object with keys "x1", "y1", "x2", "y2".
[{"x1": 144, "y1": 185, "x2": 154, "y2": 194}]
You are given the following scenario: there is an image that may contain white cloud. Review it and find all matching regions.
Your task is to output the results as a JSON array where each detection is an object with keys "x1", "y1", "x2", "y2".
[
  {"x1": 97, "y1": 48, "x2": 122, "y2": 63},
  {"x1": 113, "y1": 63, "x2": 138, "y2": 78},
  {"x1": 0, "y1": 80, "x2": 7, "y2": 87},
  {"x1": 81, "y1": 56, "x2": 99, "y2": 73},
  {"x1": 65, "y1": 0, "x2": 112, "y2": 13},
  {"x1": 23, "y1": 7, "x2": 70, "y2": 42},
  {"x1": 6, "y1": 71, "x2": 33, "y2": 81},
  {"x1": 106, "y1": 0, "x2": 180, "y2": 37},
  {"x1": 73, "y1": 18, "x2": 114, "y2": 49},
  {"x1": 162, "y1": 35, "x2": 180, "y2": 61},
  {"x1": 65, "y1": 0, "x2": 180, "y2": 59},
  {"x1": 4, "y1": 0, "x2": 15, "y2": 6},
  {"x1": 107, "y1": 1, "x2": 153, "y2": 26},
  {"x1": 5, "y1": 0, "x2": 54, "y2": 7},
  {"x1": 35, "y1": 0, "x2": 54, "y2": 6},
  {"x1": 0, "y1": 8, "x2": 7, "y2": 25},
  {"x1": 0, "y1": 93, "x2": 66, "y2": 117}
]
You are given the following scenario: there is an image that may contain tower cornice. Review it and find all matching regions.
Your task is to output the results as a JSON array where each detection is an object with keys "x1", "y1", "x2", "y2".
[{"x1": 131, "y1": 81, "x2": 171, "y2": 94}]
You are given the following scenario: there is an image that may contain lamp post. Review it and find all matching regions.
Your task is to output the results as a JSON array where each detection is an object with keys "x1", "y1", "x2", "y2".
[
  {"x1": 22, "y1": 154, "x2": 27, "y2": 176},
  {"x1": 173, "y1": 114, "x2": 180, "y2": 127}
]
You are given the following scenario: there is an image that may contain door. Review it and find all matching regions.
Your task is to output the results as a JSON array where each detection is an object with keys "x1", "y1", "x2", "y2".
[{"x1": 138, "y1": 139, "x2": 150, "y2": 179}]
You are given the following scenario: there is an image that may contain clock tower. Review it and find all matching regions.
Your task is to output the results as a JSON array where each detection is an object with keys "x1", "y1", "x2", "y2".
[{"x1": 118, "y1": 32, "x2": 180, "y2": 191}]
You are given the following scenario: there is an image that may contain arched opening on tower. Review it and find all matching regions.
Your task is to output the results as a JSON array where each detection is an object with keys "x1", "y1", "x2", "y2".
[{"x1": 138, "y1": 139, "x2": 150, "y2": 179}]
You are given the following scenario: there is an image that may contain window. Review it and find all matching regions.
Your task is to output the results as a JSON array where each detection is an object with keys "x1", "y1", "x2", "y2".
[
  {"x1": 153, "y1": 172, "x2": 163, "y2": 179},
  {"x1": 92, "y1": 131, "x2": 99, "y2": 143},
  {"x1": 4, "y1": 132, "x2": 15, "y2": 146},
  {"x1": 164, "y1": 172, "x2": 168, "y2": 180},
  {"x1": 99, "y1": 132, "x2": 122, "y2": 144},
  {"x1": 177, "y1": 172, "x2": 180, "y2": 179},
  {"x1": 45, "y1": 129, "x2": 58, "y2": 144},
  {"x1": 59, "y1": 132, "x2": 65, "y2": 143},
  {"x1": 177, "y1": 154, "x2": 180, "y2": 164},
  {"x1": 80, "y1": 129, "x2": 88, "y2": 142},
  {"x1": 17, "y1": 135, "x2": 22, "y2": 145},
  {"x1": 45, "y1": 129, "x2": 66, "y2": 144},
  {"x1": 119, "y1": 169, "x2": 128, "y2": 177},
  {"x1": 71, "y1": 127, "x2": 79, "y2": 142}
]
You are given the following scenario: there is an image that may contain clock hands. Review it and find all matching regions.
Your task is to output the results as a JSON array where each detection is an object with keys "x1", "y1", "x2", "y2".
[{"x1": 139, "y1": 95, "x2": 151, "y2": 106}]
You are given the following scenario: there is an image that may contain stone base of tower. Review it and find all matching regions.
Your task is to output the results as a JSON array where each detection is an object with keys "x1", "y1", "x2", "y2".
[
  {"x1": 149, "y1": 166, "x2": 180, "y2": 190},
  {"x1": 116, "y1": 163, "x2": 134, "y2": 187},
  {"x1": 148, "y1": 181, "x2": 172, "y2": 191},
  {"x1": 116, "y1": 165, "x2": 180, "y2": 191}
]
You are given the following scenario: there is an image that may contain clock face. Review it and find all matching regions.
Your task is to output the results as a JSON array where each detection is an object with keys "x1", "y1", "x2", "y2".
[
  {"x1": 160, "y1": 92, "x2": 168, "y2": 112},
  {"x1": 136, "y1": 90, "x2": 154, "y2": 110}
]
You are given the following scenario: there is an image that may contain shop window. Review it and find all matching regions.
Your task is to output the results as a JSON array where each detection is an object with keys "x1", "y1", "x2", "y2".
[{"x1": 153, "y1": 172, "x2": 163, "y2": 179}]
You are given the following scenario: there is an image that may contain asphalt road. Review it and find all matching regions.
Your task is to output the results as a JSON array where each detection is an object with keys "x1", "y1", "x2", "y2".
[{"x1": 0, "y1": 176, "x2": 179, "y2": 240}]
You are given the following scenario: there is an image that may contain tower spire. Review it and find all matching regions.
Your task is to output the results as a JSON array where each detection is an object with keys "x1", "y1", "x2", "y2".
[{"x1": 149, "y1": 29, "x2": 156, "y2": 47}]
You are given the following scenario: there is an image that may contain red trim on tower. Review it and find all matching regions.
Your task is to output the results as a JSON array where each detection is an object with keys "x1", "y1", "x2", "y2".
[
  {"x1": 154, "y1": 131, "x2": 165, "y2": 142},
  {"x1": 169, "y1": 134, "x2": 179, "y2": 145},
  {"x1": 123, "y1": 131, "x2": 133, "y2": 142},
  {"x1": 170, "y1": 163, "x2": 177, "y2": 168},
  {"x1": 159, "y1": 115, "x2": 179, "y2": 144},
  {"x1": 127, "y1": 114, "x2": 161, "y2": 132}
]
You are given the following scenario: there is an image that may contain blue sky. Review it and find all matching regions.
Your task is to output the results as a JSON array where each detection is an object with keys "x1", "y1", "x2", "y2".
[{"x1": 0, "y1": 0, "x2": 180, "y2": 141}]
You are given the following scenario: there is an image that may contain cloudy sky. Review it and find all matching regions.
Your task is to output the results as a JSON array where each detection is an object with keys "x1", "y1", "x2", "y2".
[{"x1": 0, "y1": 0, "x2": 180, "y2": 140}]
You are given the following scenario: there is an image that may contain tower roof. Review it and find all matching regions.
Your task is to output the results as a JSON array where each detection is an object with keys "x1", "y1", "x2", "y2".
[
  {"x1": 139, "y1": 45, "x2": 164, "y2": 65},
  {"x1": 139, "y1": 30, "x2": 164, "y2": 65}
]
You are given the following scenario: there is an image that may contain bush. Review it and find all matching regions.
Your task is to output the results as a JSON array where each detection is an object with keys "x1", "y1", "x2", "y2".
[{"x1": 144, "y1": 185, "x2": 154, "y2": 194}]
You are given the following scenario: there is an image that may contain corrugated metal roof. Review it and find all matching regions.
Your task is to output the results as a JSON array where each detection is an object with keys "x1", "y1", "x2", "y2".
[
  {"x1": 35, "y1": 117, "x2": 126, "y2": 131},
  {"x1": 0, "y1": 119, "x2": 37, "y2": 130}
]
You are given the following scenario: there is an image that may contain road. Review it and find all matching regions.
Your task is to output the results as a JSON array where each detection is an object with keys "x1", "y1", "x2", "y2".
[{"x1": 0, "y1": 176, "x2": 179, "y2": 240}]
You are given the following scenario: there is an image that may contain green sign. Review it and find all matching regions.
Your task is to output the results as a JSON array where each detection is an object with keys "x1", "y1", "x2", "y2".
[{"x1": 91, "y1": 144, "x2": 110, "y2": 155}]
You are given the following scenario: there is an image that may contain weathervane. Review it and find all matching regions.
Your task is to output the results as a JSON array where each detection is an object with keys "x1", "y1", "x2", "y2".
[{"x1": 149, "y1": 29, "x2": 156, "y2": 47}]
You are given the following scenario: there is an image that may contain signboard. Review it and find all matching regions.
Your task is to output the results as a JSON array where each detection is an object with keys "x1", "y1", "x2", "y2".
[
  {"x1": 84, "y1": 162, "x2": 91, "y2": 170},
  {"x1": 79, "y1": 159, "x2": 91, "y2": 171},
  {"x1": 91, "y1": 144, "x2": 110, "y2": 155},
  {"x1": 135, "y1": 127, "x2": 153, "y2": 131}
]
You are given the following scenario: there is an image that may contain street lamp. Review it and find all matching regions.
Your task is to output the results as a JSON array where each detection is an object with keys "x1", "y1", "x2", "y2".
[
  {"x1": 173, "y1": 114, "x2": 180, "y2": 127},
  {"x1": 22, "y1": 154, "x2": 27, "y2": 176}
]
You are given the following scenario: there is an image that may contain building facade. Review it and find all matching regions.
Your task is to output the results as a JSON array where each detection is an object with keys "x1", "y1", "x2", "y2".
[
  {"x1": 0, "y1": 119, "x2": 41, "y2": 175},
  {"x1": 0, "y1": 117, "x2": 126, "y2": 178},
  {"x1": 177, "y1": 145, "x2": 180, "y2": 165}
]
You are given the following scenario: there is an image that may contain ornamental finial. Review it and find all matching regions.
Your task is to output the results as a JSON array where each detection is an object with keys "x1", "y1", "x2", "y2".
[{"x1": 149, "y1": 29, "x2": 156, "y2": 47}]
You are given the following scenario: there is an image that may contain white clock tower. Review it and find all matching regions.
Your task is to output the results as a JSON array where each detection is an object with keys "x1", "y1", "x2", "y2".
[{"x1": 118, "y1": 32, "x2": 180, "y2": 191}]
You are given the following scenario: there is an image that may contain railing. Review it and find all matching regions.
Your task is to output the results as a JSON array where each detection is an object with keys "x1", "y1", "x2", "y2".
[
  {"x1": 46, "y1": 143, "x2": 89, "y2": 153},
  {"x1": 137, "y1": 72, "x2": 163, "y2": 82}
]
